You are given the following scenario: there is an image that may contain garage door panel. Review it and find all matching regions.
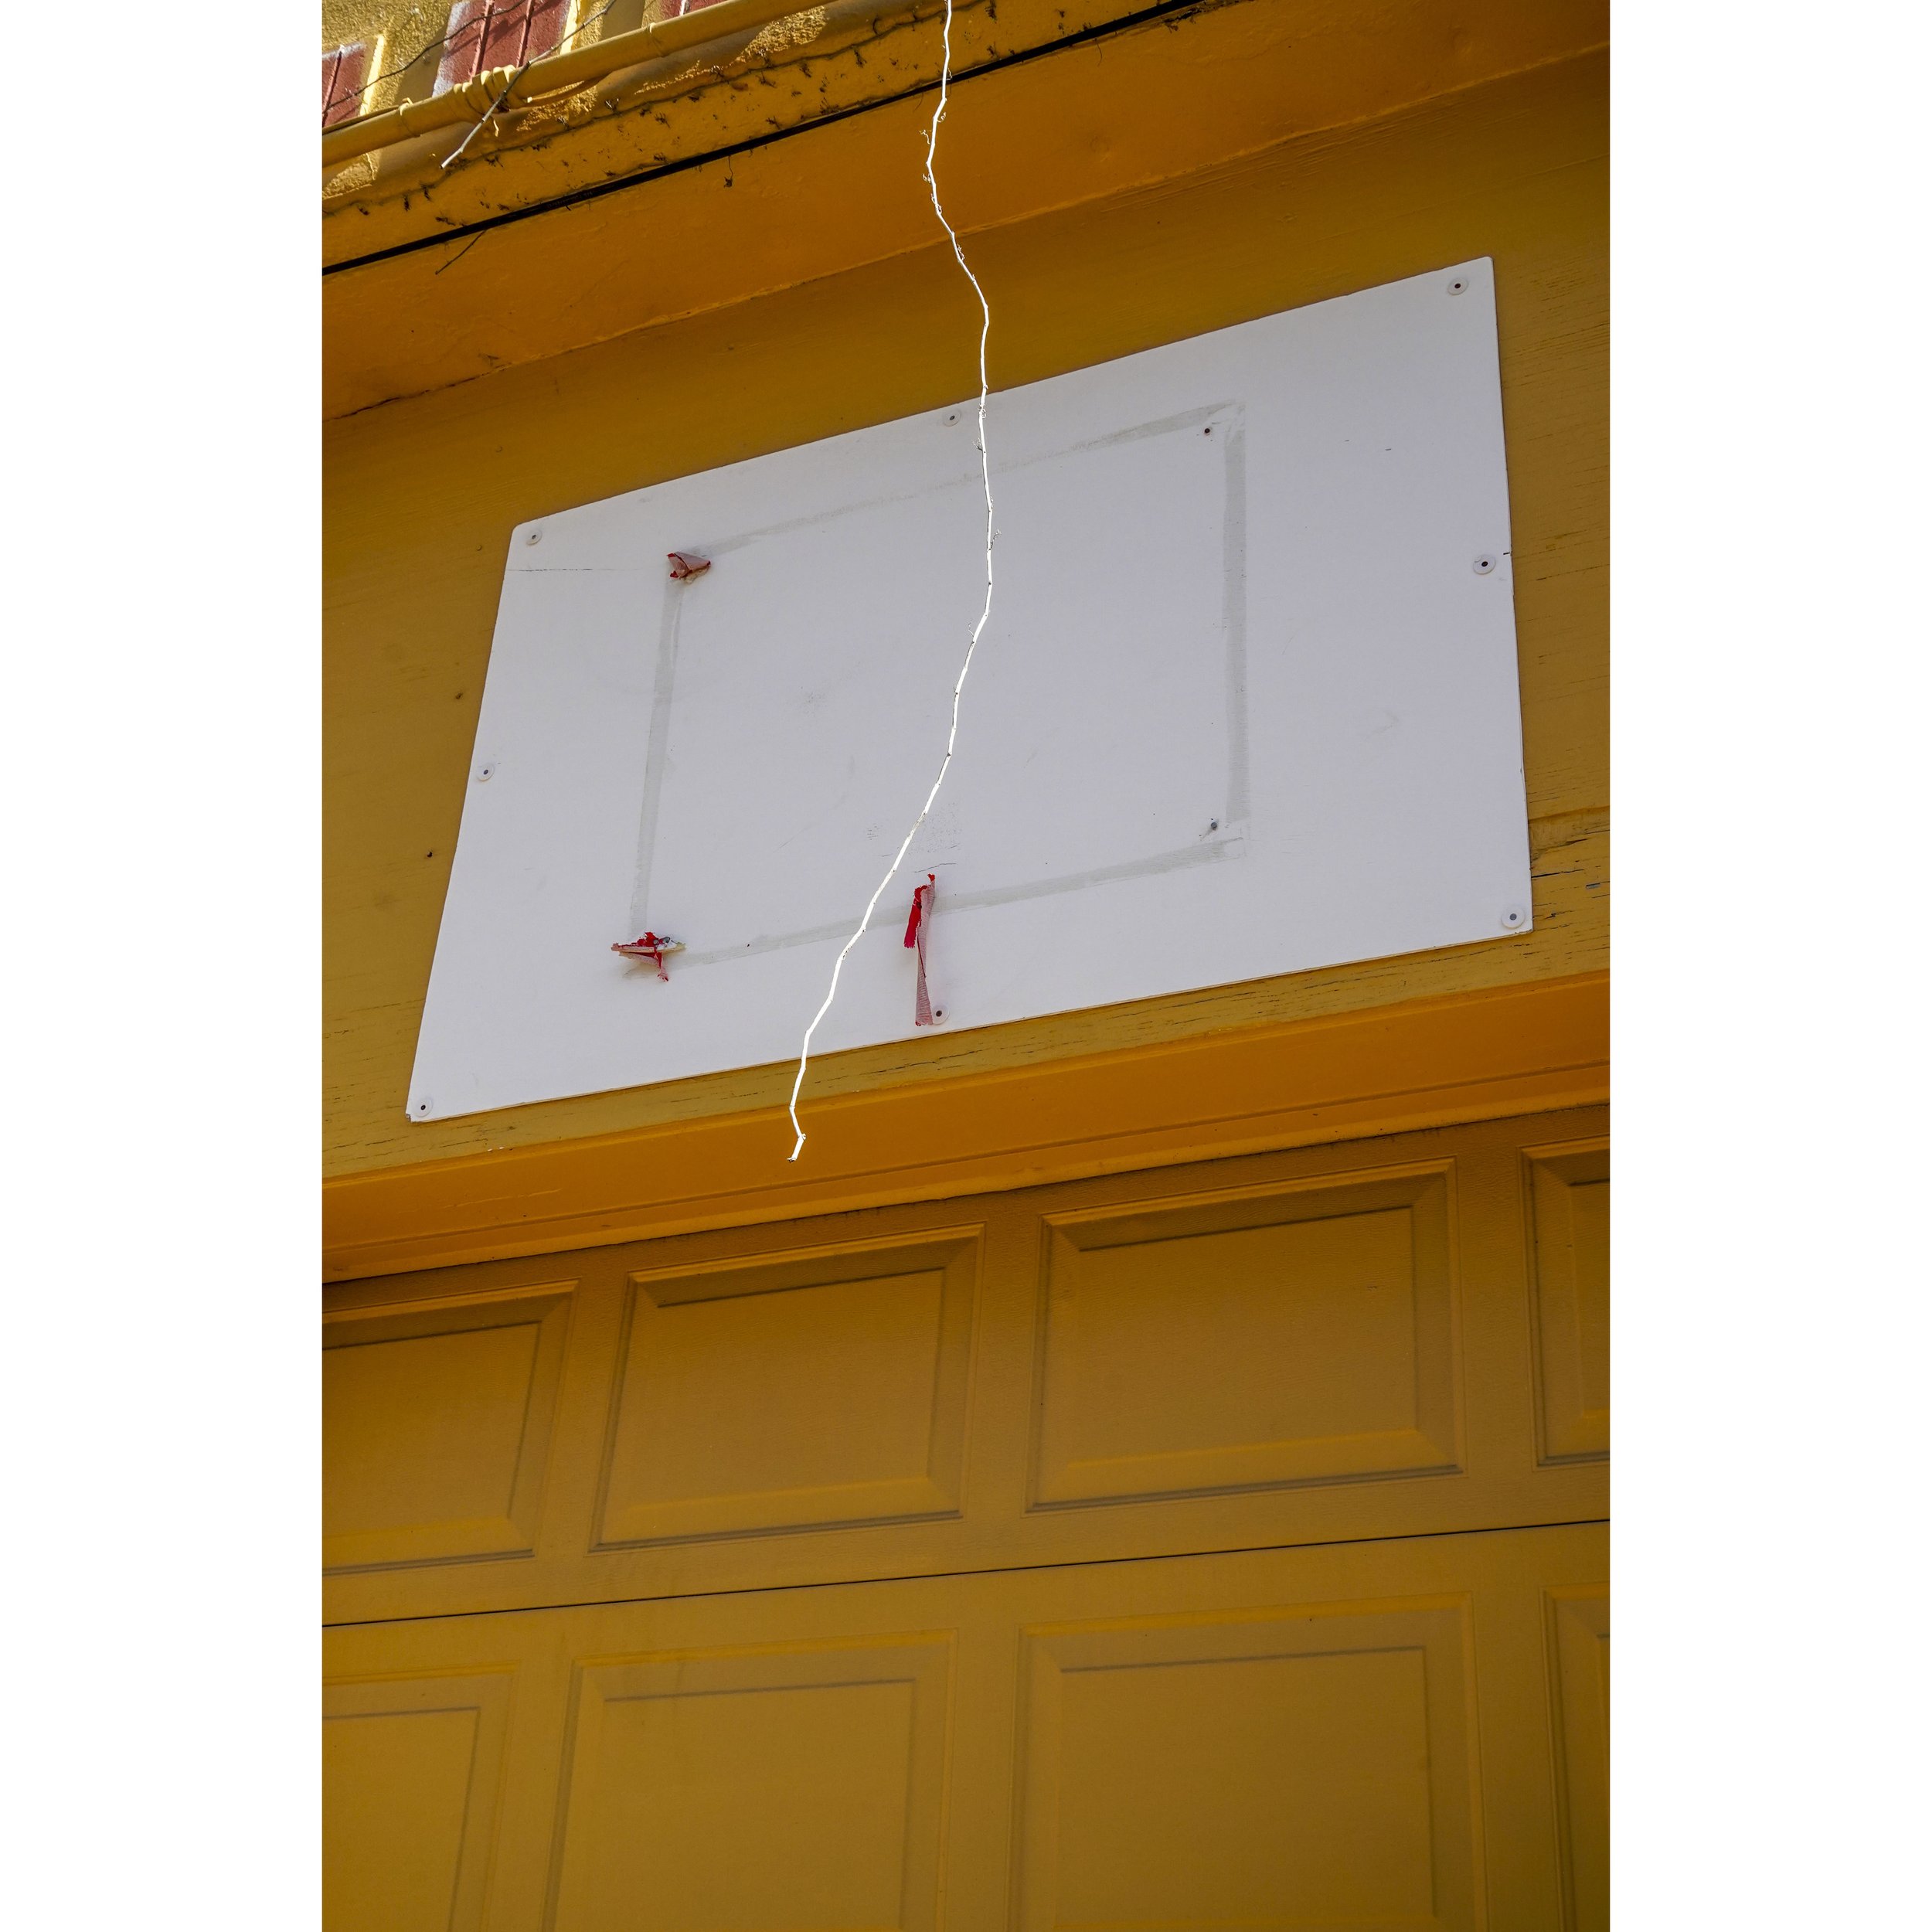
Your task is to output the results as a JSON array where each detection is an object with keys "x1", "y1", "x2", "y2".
[
  {"x1": 1546, "y1": 1588, "x2": 1611, "y2": 1932},
  {"x1": 322, "y1": 1671, "x2": 512, "y2": 1932},
  {"x1": 325, "y1": 1109, "x2": 1607, "y2": 1628},
  {"x1": 324, "y1": 1285, "x2": 573, "y2": 1572},
  {"x1": 549, "y1": 1638, "x2": 952, "y2": 1932},
  {"x1": 1523, "y1": 1144, "x2": 1611, "y2": 1463},
  {"x1": 1032, "y1": 1168, "x2": 1458, "y2": 1508},
  {"x1": 1015, "y1": 1602, "x2": 1475, "y2": 1930},
  {"x1": 596, "y1": 1233, "x2": 980, "y2": 1546},
  {"x1": 323, "y1": 1525, "x2": 1604, "y2": 1931}
]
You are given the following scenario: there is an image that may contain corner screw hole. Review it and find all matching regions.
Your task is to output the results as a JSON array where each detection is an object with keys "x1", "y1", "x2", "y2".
[
  {"x1": 1449, "y1": 277, "x2": 1467, "y2": 294},
  {"x1": 525, "y1": 529, "x2": 542, "y2": 544},
  {"x1": 1472, "y1": 555, "x2": 1497, "y2": 576}
]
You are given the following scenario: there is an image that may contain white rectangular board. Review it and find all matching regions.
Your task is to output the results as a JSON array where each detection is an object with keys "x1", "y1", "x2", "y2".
[{"x1": 409, "y1": 259, "x2": 1530, "y2": 1123}]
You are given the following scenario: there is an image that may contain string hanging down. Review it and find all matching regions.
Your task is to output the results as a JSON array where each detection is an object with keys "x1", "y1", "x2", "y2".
[{"x1": 784, "y1": 0, "x2": 995, "y2": 1162}]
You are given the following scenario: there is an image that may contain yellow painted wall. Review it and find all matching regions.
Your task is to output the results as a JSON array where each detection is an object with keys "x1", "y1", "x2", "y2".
[
  {"x1": 319, "y1": 0, "x2": 645, "y2": 118},
  {"x1": 320, "y1": 0, "x2": 447, "y2": 114},
  {"x1": 323, "y1": 16, "x2": 1607, "y2": 1195}
]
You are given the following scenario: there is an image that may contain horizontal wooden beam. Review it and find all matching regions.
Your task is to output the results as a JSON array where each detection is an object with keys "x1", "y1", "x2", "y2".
[{"x1": 324, "y1": 970, "x2": 1607, "y2": 1279}]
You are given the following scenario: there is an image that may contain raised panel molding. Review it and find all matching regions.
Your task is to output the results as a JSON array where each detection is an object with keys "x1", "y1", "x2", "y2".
[
  {"x1": 1013, "y1": 1598, "x2": 1479, "y2": 1929},
  {"x1": 323, "y1": 1107, "x2": 1610, "y2": 1628},
  {"x1": 323, "y1": 1283, "x2": 573, "y2": 1571},
  {"x1": 322, "y1": 1521, "x2": 1610, "y2": 1927},
  {"x1": 595, "y1": 1232, "x2": 980, "y2": 1546},
  {"x1": 548, "y1": 1637, "x2": 952, "y2": 1931},
  {"x1": 1031, "y1": 1168, "x2": 1461, "y2": 1506},
  {"x1": 1525, "y1": 1143, "x2": 1610, "y2": 1462},
  {"x1": 1547, "y1": 1587, "x2": 1610, "y2": 1932},
  {"x1": 323, "y1": 1671, "x2": 512, "y2": 1932}
]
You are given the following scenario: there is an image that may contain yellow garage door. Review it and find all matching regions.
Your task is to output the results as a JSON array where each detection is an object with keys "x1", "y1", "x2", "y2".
[{"x1": 324, "y1": 1105, "x2": 1607, "y2": 1928}]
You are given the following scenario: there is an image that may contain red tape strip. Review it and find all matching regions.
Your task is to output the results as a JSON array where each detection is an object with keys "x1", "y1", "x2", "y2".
[
  {"x1": 903, "y1": 876, "x2": 935, "y2": 1026},
  {"x1": 611, "y1": 932, "x2": 672, "y2": 981}
]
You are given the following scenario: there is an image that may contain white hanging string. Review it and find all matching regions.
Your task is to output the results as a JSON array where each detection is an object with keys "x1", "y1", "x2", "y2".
[{"x1": 785, "y1": 0, "x2": 995, "y2": 1162}]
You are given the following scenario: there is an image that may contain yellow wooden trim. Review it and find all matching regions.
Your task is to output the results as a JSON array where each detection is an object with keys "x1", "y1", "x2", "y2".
[{"x1": 323, "y1": 969, "x2": 1606, "y2": 1279}]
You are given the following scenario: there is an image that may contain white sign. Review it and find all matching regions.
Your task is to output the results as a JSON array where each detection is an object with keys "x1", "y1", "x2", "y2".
[{"x1": 410, "y1": 259, "x2": 1530, "y2": 1121}]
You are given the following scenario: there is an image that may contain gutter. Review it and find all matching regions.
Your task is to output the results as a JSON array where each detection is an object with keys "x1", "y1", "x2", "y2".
[{"x1": 321, "y1": 0, "x2": 818, "y2": 172}]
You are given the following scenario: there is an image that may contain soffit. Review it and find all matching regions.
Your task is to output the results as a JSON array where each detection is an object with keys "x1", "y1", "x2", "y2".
[{"x1": 322, "y1": 0, "x2": 1607, "y2": 415}]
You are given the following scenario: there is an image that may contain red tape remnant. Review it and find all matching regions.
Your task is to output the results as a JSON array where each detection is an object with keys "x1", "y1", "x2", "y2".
[
  {"x1": 903, "y1": 874, "x2": 936, "y2": 1026},
  {"x1": 667, "y1": 553, "x2": 711, "y2": 580},
  {"x1": 612, "y1": 932, "x2": 675, "y2": 981}
]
